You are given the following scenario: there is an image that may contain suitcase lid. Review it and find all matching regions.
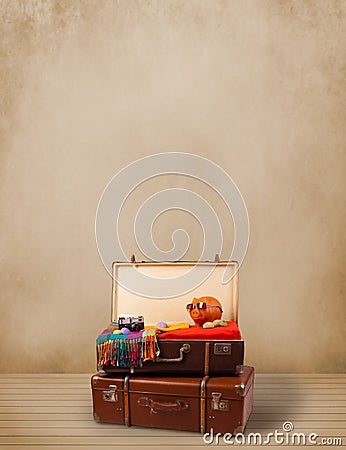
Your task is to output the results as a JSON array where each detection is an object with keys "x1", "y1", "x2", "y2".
[
  {"x1": 128, "y1": 376, "x2": 201, "y2": 397},
  {"x1": 91, "y1": 374, "x2": 125, "y2": 392},
  {"x1": 206, "y1": 366, "x2": 254, "y2": 400},
  {"x1": 111, "y1": 261, "x2": 239, "y2": 325}
]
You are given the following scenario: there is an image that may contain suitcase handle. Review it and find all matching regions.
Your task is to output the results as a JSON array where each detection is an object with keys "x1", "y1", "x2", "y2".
[
  {"x1": 154, "y1": 343, "x2": 191, "y2": 363},
  {"x1": 137, "y1": 396, "x2": 189, "y2": 414}
]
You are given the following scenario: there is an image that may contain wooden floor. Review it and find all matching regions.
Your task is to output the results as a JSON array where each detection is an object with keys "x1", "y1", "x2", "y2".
[{"x1": 0, "y1": 374, "x2": 344, "y2": 449}]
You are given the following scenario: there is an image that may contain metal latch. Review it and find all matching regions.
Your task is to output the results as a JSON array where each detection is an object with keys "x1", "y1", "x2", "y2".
[
  {"x1": 211, "y1": 392, "x2": 230, "y2": 411},
  {"x1": 214, "y1": 343, "x2": 232, "y2": 355},
  {"x1": 102, "y1": 385, "x2": 118, "y2": 402}
]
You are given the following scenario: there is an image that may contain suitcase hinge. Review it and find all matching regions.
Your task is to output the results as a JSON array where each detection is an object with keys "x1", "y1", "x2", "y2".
[
  {"x1": 211, "y1": 392, "x2": 230, "y2": 411},
  {"x1": 235, "y1": 382, "x2": 246, "y2": 397},
  {"x1": 102, "y1": 385, "x2": 118, "y2": 402}
]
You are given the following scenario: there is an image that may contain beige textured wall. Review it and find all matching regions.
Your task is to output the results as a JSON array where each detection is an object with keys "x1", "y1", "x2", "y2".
[{"x1": 0, "y1": 0, "x2": 345, "y2": 373}]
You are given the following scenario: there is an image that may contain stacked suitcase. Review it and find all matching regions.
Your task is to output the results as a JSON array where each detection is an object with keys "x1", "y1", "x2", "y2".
[{"x1": 91, "y1": 260, "x2": 254, "y2": 435}]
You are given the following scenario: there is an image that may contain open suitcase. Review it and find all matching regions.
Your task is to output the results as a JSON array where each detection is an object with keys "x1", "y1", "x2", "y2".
[
  {"x1": 91, "y1": 365, "x2": 254, "y2": 435},
  {"x1": 97, "y1": 260, "x2": 244, "y2": 375}
]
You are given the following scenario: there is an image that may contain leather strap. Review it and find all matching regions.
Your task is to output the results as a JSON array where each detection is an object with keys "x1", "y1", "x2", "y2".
[
  {"x1": 204, "y1": 342, "x2": 210, "y2": 375},
  {"x1": 123, "y1": 375, "x2": 130, "y2": 426},
  {"x1": 200, "y1": 376, "x2": 209, "y2": 434}
]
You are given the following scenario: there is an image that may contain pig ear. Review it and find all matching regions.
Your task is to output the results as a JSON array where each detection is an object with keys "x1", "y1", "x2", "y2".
[{"x1": 193, "y1": 298, "x2": 197, "y2": 302}]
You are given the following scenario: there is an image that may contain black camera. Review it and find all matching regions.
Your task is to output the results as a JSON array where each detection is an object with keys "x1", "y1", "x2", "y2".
[{"x1": 118, "y1": 315, "x2": 145, "y2": 332}]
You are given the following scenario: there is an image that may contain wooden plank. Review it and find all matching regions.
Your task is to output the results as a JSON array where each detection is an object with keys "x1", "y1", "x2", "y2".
[
  {"x1": 0, "y1": 426, "x2": 194, "y2": 437},
  {"x1": 0, "y1": 374, "x2": 91, "y2": 378},
  {"x1": 0, "y1": 391, "x2": 343, "y2": 401},
  {"x1": 0, "y1": 372, "x2": 346, "y2": 382},
  {"x1": 253, "y1": 400, "x2": 346, "y2": 406},
  {"x1": 0, "y1": 400, "x2": 92, "y2": 406},
  {"x1": 1, "y1": 399, "x2": 344, "y2": 407},
  {"x1": 250, "y1": 413, "x2": 346, "y2": 421},
  {"x1": 0, "y1": 447, "x2": 217, "y2": 450},
  {"x1": 0, "y1": 414, "x2": 92, "y2": 420},
  {"x1": 0, "y1": 373, "x2": 344, "y2": 380},
  {"x1": 254, "y1": 386, "x2": 346, "y2": 391},
  {"x1": 253, "y1": 394, "x2": 346, "y2": 399},
  {"x1": 1, "y1": 383, "x2": 345, "y2": 390},
  {"x1": 0, "y1": 433, "x2": 344, "y2": 445},
  {"x1": 0, "y1": 427, "x2": 198, "y2": 436},
  {"x1": 1, "y1": 394, "x2": 346, "y2": 402},
  {"x1": 251, "y1": 406, "x2": 346, "y2": 413},
  {"x1": 0, "y1": 382, "x2": 91, "y2": 386},
  {"x1": 254, "y1": 374, "x2": 346, "y2": 378},
  {"x1": 0, "y1": 412, "x2": 343, "y2": 422},
  {"x1": 255, "y1": 377, "x2": 346, "y2": 383},
  {"x1": 0, "y1": 420, "x2": 98, "y2": 428},
  {"x1": 2, "y1": 380, "x2": 346, "y2": 387},
  {"x1": 0, "y1": 408, "x2": 346, "y2": 426},
  {"x1": 2, "y1": 386, "x2": 346, "y2": 394},
  {"x1": 0, "y1": 447, "x2": 330, "y2": 450},
  {"x1": 2, "y1": 405, "x2": 345, "y2": 414},
  {"x1": 0, "y1": 435, "x2": 203, "y2": 443},
  {"x1": 0, "y1": 389, "x2": 346, "y2": 405},
  {"x1": 0, "y1": 384, "x2": 91, "y2": 394},
  {"x1": 0, "y1": 419, "x2": 344, "y2": 429},
  {"x1": 0, "y1": 395, "x2": 92, "y2": 401},
  {"x1": 0, "y1": 380, "x2": 92, "y2": 385},
  {"x1": 0, "y1": 447, "x2": 329, "y2": 450},
  {"x1": 243, "y1": 429, "x2": 345, "y2": 436},
  {"x1": 0, "y1": 375, "x2": 329, "y2": 380},
  {"x1": 246, "y1": 420, "x2": 346, "y2": 429},
  {"x1": 255, "y1": 380, "x2": 346, "y2": 385},
  {"x1": 0, "y1": 447, "x2": 271, "y2": 450},
  {"x1": 0, "y1": 406, "x2": 93, "y2": 413},
  {"x1": 1, "y1": 391, "x2": 345, "y2": 401}
]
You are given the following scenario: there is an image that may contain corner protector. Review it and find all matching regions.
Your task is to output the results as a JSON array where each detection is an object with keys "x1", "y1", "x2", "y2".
[
  {"x1": 233, "y1": 425, "x2": 244, "y2": 434},
  {"x1": 235, "y1": 382, "x2": 246, "y2": 397}
]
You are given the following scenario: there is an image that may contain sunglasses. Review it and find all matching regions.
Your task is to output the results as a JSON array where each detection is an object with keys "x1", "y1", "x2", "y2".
[{"x1": 186, "y1": 302, "x2": 223, "y2": 313}]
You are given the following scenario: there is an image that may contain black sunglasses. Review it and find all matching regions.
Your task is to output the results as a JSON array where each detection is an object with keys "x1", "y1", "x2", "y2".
[{"x1": 186, "y1": 302, "x2": 223, "y2": 313}]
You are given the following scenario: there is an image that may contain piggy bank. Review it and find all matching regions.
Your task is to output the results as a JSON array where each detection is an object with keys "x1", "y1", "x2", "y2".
[{"x1": 186, "y1": 296, "x2": 223, "y2": 327}]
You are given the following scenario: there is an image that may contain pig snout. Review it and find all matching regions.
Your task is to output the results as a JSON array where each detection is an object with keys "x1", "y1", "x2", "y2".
[{"x1": 190, "y1": 309, "x2": 202, "y2": 319}]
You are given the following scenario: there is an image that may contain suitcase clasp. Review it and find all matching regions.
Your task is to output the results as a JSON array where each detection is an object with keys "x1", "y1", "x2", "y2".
[
  {"x1": 214, "y1": 343, "x2": 232, "y2": 355},
  {"x1": 102, "y1": 385, "x2": 118, "y2": 402},
  {"x1": 211, "y1": 392, "x2": 230, "y2": 411}
]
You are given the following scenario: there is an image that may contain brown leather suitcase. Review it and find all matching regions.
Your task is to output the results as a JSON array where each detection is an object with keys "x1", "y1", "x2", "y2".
[
  {"x1": 97, "y1": 261, "x2": 245, "y2": 376},
  {"x1": 91, "y1": 365, "x2": 254, "y2": 435}
]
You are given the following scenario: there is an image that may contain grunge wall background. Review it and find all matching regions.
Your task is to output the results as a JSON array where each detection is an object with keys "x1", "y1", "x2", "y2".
[{"x1": 0, "y1": 0, "x2": 345, "y2": 373}]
